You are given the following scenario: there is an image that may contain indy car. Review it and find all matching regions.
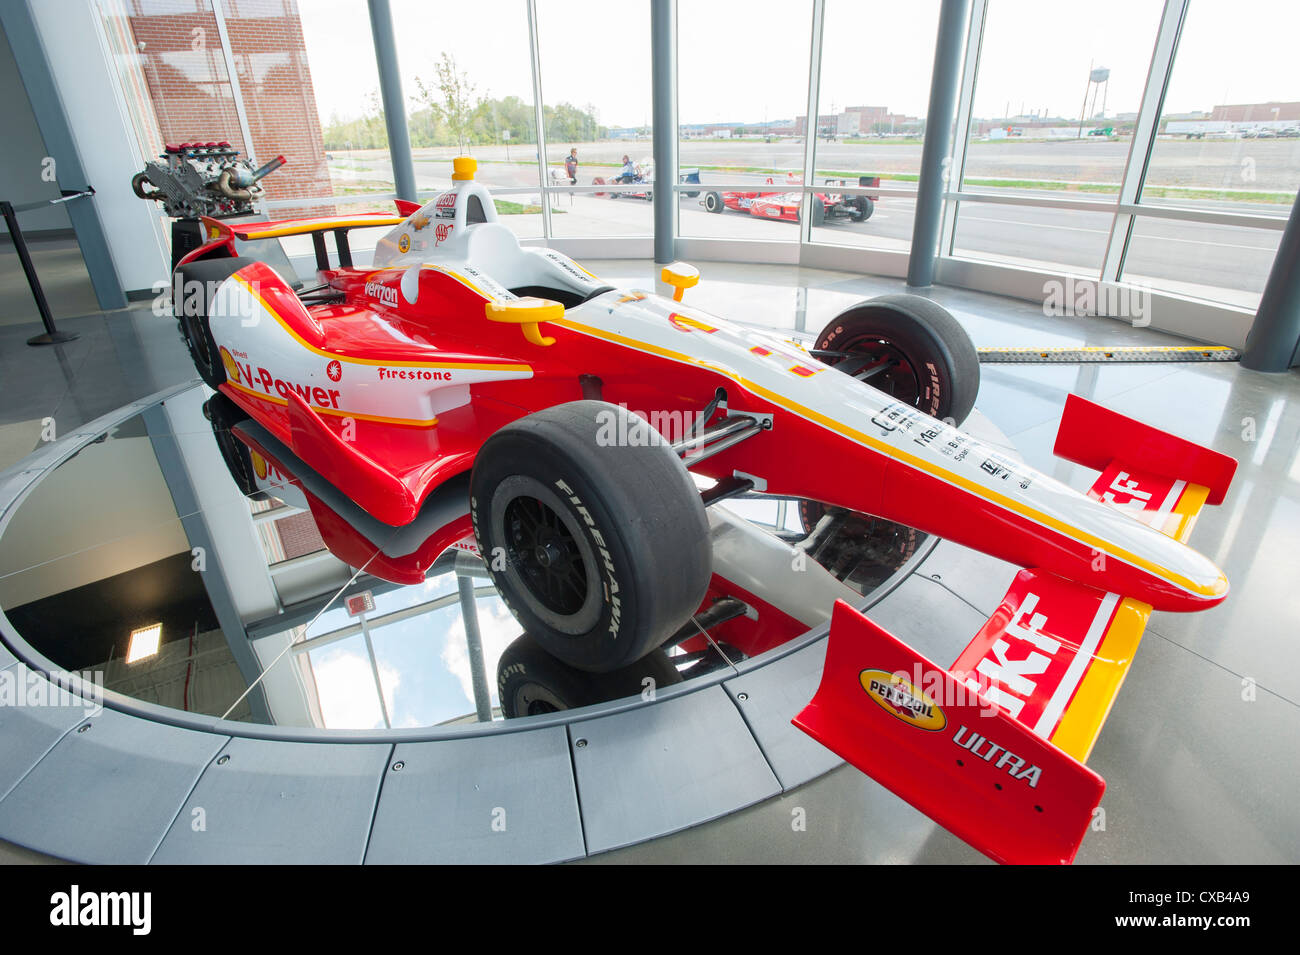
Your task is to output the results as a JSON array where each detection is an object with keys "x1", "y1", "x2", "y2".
[
  {"x1": 174, "y1": 156, "x2": 1237, "y2": 865},
  {"x1": 701, "y1": 172, "x2": 880, "y2": 223},
  {"x1": 591, "y1": 157, "x2": 654, "y2": 200}
]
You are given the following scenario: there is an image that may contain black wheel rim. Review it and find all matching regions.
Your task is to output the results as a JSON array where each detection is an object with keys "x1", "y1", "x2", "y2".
[
  {"x1": 821, "y1": 336, "x2": 921, "y2": 407},
  {"x1": 504, "y1": 495, "x2": 589, "y2": 616}
]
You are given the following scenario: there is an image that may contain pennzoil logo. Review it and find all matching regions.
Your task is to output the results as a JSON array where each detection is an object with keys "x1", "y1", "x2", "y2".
[
  {"x1": 220, "y1": 346, "x2": 241, "y2": 383},
  {"x1": 860, "y1": 669, "x2": 947, "y2": 731}
]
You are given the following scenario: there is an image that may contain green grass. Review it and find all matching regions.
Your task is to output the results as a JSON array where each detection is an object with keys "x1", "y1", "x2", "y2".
[{"x1": 493, "y1": 198, "x2": 564, "y2": 215}]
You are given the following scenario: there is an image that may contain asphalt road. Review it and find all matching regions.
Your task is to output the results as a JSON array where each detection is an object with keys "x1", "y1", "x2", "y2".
[{"x1": 325, "y1": 139, "x2": 1290, "y2": 305}]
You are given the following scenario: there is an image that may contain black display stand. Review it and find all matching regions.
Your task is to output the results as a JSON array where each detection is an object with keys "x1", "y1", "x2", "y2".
[{"x1": 2, "y1": 190, "x2": 93, "y2": 346}]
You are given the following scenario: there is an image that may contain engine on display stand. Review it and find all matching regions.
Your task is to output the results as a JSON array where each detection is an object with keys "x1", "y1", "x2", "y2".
[{"x1": 131, "y1": 141, "x2": 285, "y2": 267}]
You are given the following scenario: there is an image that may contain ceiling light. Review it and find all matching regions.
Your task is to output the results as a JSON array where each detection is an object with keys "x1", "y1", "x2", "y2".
[{"x1": 126, "y1": 624, "x2": 162, "y2": 663}]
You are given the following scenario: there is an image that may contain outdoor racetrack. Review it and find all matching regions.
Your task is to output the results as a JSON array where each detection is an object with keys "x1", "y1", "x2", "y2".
[{"x1": 325, "y1": 138, "x2": 1295, "y2": 307}]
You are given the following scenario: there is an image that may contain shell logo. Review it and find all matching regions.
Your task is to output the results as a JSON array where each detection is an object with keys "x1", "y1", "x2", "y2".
[
  {"x1": 220, "y1": 346, "x2": 240, "y2": 383},
  {"x1": 859, "y1": 669, "x2": 947, "y2": 731},
  {"x1": 397, "y1": 233, "x2": 411, "y2": 253},
  {"x1": 327, "y1": 359, "x2": 343, "y2": 382}
]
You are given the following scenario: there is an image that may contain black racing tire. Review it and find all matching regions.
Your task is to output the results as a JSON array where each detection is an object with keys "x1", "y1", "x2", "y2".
[
  {"x1": 204, "y1": 393, "x2": 271, "y2": 502},
  {"x1": 813, "y1": 293, "x2": 979, "y2": 425},
  {"x1": 704, "y1": 191, "x2": 724, "y2": 214},
  {"x1": 854, "y1": 196, "x2": 875, "y2": 221},
  {"x1": 497, "y1": 633, "x2": 683, "y2": 718},
  {"x1": 173, "y1": 256, "x2": 253, "y2": 389},
  {"x1": 811, "y1": 197, "x2": 826, "y2": 226},
  {"x1": 471, "y1": 401, "x2": 711, "y2": 673}
]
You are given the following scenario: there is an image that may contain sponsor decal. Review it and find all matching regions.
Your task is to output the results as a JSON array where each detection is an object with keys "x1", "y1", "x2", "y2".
[
  {"x1": 952, "y1": 724, "x2": 1043, "y2": 788},
  {"x1": 435, "y1": 222, "x2": 453, "y2": 245},
  {"x1": 397, "y1": 233, "x2": 411, "y2": 253},
  {"x1": 435, "y1": 192, "x2": 457, "y2": 218},
  {"x1": 227, "y1": 356, "x2": 342, "y2": 411},
  {"x1": 365, "y1": 280, "x2": 399, "y2": 307},
  {"x1": 250, "y1": 450, "x2": 268, "y2": 480},
  {"x1": 220, "y1": 346, "x2": 241, "y2": 383},
  {"x1": 409, "y1": 213, "x2": 431, "y2": 232},
  {"x1": 327, "y1": 359, "x2": 342, "y2": 382},
  {"x1": 377, "y1": 366, "x2": 452, "y2": 382},
  {"x1": 667, "y1": 312, "x2": 717, "y2": 333},
  {"x1": 860, "y1": 669, "x2": 947, "y2": 731},
  {"x1": 543, "y1": 250, "x2": 597, "y2": 285}
]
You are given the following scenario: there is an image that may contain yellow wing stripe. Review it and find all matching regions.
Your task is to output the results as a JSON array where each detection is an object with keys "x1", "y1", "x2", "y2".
[
  {"x1": 229, "y1": 273, "x2": 530, "y2": 372},
  {"x1": 1164, "y1": 482, "x2": 1210, "y2": 543},
  {"x1": 552, "y1": 315, "x2": 1224, "y2": 599},
  {"x1": 1048, "y1": 596, "x2": 1150, "y2": 763},
  {"x1": 235, "y1": 216, "x2": 404, "y2": 240}
]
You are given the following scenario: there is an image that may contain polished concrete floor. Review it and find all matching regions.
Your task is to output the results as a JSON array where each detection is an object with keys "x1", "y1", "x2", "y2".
[{"x1": 1, "y1": 257, "x2": 1297, "y2": 864}]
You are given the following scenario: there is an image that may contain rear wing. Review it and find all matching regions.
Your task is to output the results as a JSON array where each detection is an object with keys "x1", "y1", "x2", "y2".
[
  {"x1": 193, "y1": 203, "x2": 408, "y2": 271},
  {"x1": 795, "y1": 395, "x2": 1238, "y2": 863}
]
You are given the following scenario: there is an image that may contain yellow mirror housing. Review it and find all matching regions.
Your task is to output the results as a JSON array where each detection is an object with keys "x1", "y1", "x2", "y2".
[
  {"x1": 452, "y1": 156, "x2": 477, "y2": 181},
  {"x1": 485, "y1": 296, "x2": 561, "y2": 347},
  {"x1": 661, "y1": 261, "x2": 700, "y2": 302}
]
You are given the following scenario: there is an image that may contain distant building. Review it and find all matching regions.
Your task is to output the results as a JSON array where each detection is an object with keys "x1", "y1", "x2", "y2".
[{"x1": 1210, "y1": 102, "x2": 1300, "y2": 123}]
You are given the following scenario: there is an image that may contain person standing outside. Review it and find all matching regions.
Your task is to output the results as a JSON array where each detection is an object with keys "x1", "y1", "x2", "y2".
[{"x1": 565, "y1": 148, "x2": 578, "y2": 184}]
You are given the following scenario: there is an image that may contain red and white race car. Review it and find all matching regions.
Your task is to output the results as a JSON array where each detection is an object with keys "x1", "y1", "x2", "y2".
[
  {"x1": 702, "y1": 172, "x2": 880, "y2": 223},
  {"x1": 175, "y1": 157, "x2": 1236, "y2": 865}
]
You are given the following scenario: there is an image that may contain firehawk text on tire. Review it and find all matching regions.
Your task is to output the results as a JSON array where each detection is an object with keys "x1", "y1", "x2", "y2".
[
  {"x1": 813, "y1": 293, "x2": 980, "y2": 425},
  {"x1": 174, "y1": 256, "x2": 253, "y2": 389},
  {"x1": 470, "y1": 400, "x2": 711, "y2": 673}
]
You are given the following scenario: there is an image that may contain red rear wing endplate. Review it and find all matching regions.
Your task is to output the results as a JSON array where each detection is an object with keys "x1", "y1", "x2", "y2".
[{"x1": 794, "y1": 601, "x2": 1105, "y2": 864}]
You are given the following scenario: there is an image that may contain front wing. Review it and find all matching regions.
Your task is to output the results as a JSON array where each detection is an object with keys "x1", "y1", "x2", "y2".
[{"x1": 794, "y1": 394, "x2": 1237, "y2": 863}]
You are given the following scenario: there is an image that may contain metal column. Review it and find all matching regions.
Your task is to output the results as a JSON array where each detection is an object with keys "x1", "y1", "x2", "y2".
[
  {"x1": 456, "y1": 574, "x2": 494, "y2": 722},
  {"x1": 1241, "y1": 188, "x2": 1300, "y2": 371},
  {"x1": 907, "y1": 0, "x2": 972, "y2": 288},
  {"x1": 367, "y1": 0, "x2": 418, "y2": 201},
  {"x1": 0, "y1": 0, "x2": 126, "y2": 311},
  {"x1": 650, "y1": 0, "x2": 677, "y2": 263}
]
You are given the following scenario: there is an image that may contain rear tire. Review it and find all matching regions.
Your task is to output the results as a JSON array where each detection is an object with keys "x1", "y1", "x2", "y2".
[
  {"x1": 471, "y1": 401, "x2": 711, "y2": 673},
  {"x1": 813, "y1": 293, "x2": 979, "y2": 425},
  {"x1": 704, "y1": 191, "x2": 724, "y2": 214},
  {"x1": 854, "y1": 196, "x2": 874, "y2": 221},
  {"x1": 204, "y1": 393, "x2": 271, "y2": 502},
  {"x1": 174, "y1": 256, "x2": 253, "y2": 389}
]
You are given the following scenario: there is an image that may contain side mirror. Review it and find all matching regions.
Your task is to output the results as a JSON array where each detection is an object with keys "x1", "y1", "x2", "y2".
[
  {"x1": 485, "y1": 297, "x2": 561, "y2": 347},
  {"x1": 660, "y1": 261, "x2": 700, "y2": 303}
]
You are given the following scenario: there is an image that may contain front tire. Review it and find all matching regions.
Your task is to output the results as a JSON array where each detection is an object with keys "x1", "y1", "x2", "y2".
[
  {"x1": 704, "y1": 191, "x2": 724, "y2": 214},
  {"x1": 853, "y1": 196, "x2": 874, "y2": 221},
  {"x1": 813, "y1": 293, "x2": 979, "y2": 425},
  {"x1": 471, "y1": 401, "x2": 711, "y2": 673}
]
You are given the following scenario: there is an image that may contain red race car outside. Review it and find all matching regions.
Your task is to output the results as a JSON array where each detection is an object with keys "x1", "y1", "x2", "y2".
[{"x1": 701, "y1": 172, "x2": 880, "y2": 223}]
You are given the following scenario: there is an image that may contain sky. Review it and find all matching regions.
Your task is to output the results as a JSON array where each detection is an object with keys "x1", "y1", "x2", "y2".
[{"x1": 297, "y1": 0, "x2": 1300, "y2": 130}]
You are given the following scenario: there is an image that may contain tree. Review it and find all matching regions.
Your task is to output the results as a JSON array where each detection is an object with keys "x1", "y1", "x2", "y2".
[{"x1": 413, "y1": 53, "x2": 481, "y2": 154}]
